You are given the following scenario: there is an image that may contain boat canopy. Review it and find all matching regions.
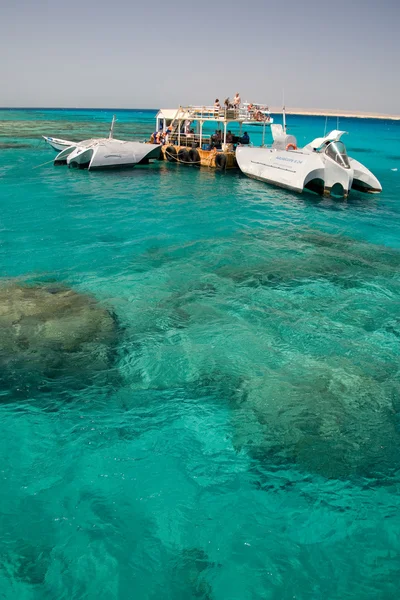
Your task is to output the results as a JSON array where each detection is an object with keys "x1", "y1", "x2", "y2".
[
  {"x1": 156, "y1": 109, "x2": 180, "y2": 121},
  {"x1": 155, "y1": 108, "x2": 193, "y2": 133},
  {"x1": 308, "y1": 130, "x2": 348, "y2": 150},
  {"x1": 156, "y1": 108, "x2": 193, "y2": 123}
]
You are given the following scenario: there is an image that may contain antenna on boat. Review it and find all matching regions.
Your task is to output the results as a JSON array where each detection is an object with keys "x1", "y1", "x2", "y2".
[
  {"x1": 109, "y1": 115, "x2": 116, "y2": 139},
  {"x1": 323, "y1": 115, "x2": 328, "y2": 137},
  {"x1": 282, "y1": 88, "x2": 287, "y2": 133}
]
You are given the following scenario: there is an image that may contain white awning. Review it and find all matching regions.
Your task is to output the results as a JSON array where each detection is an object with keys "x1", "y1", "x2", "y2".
[
  {"x1": 156, "y1": 109, "x2": 180, "y2": 120},
  {"x1": 156, "y1": 108, "x2": 193, "y2": 121}
]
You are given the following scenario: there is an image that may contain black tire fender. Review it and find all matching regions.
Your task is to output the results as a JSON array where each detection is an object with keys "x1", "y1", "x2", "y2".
[
  {"x1": 215, "y1": 153, "x2": 227, "y2": 170},
  {"x1": 177, "y1": 148, "x2": 190, "y2": 163},
  {"x1": 166, "y1": 146, "x2": 177, "y2": 162},
  {"x1": 188, "y1": 148, "x2": 201, "y2": 165}
]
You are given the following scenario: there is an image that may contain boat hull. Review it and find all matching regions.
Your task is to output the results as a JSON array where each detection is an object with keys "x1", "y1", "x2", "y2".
[
  {"x1": 242, "y1": 118, "x2": 274, "y2": 126},
  {"x1": 348, "y1": 157, "x2": 382, "y2": 193},
  {"x1": 43, "y1": 136, "x2": 75, "y2": 152},
  {"x1": 236, "y1": 146, "x2": 355, "y2": 197},
  {"x1": 61, "y1": 140, "x2": 161, "y2": 170},
  {"x1": 54, "y1": 145, "x2": 77, "y2": 165}
]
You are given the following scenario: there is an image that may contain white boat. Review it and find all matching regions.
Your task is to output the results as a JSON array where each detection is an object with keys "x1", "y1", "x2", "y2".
[
  {"x1": 236, "y1": 121, "x2": 382, "y2": 198},
  {"x1": 55, "y1": 138, "x2": 161, "y2": 170},
  {"x1": 240, "y1": 103, "x2": 274, "y2": 126},
  {"x1": 42, "y1": 136, "x2": 75, "y2": 152},
  {"x1": 52, "y1": 117, "x2": 161, "y2": 170}
]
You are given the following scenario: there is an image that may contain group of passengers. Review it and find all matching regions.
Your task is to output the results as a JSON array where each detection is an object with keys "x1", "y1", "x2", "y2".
[
  {"x1": 214, "y1": 95, "x2": 270, "y2": 122},
  {"x1": 151, "y1": 126, "x2": 249, "y2": 149},
  {"x1": 214, "y1": 92, "x2": 241, "y2": 112},
  {"x1": 209, "y1": 129, "x2": 250, "y2": 149},
  {"x1": 150, "y1": 130, "x2": 165, "y2": 145},
  {"x1": 150, "y1": 120, "x2": 195, "y2": 145}
]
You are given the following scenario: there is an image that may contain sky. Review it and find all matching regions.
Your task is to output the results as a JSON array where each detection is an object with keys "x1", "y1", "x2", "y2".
[{"x1": 0, "y1": 0, "x2": 399, "y2": 113}]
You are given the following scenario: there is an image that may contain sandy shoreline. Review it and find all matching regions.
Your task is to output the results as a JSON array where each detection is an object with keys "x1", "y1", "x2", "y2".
[
  {"x1": 0, "y1": 106, "x2": 399, "y2": 121},
  {"x1": 270, "y1": 107, "x2": 400, "y2": 121}
]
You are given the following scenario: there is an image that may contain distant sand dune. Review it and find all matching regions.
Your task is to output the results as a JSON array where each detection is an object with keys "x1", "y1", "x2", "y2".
[{"x1": 270, "y1": 107, "x2": 400, "y2": 121}]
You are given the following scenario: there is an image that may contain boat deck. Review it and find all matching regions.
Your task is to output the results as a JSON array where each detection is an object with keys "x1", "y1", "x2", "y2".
[{"x1": 154, "y1": 105, "x2": 267, "y2": 169}]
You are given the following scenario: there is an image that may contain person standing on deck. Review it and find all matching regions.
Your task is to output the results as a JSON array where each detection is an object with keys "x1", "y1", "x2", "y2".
[
  {"x1": 165, "y1": 123, "x2": 173, "y2": 143},
  {"x1": 233, "y1": 92, "x2": 241, "y2": 109}
]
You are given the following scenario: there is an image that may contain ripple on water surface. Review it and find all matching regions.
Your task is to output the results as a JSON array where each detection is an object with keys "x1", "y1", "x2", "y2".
[{"x1": 0, "y1": 110, "x2": 400, "y2": 599}]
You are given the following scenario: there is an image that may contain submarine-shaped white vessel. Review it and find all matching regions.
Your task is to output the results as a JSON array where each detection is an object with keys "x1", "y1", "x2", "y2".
[{"x1": 236, "y1": 124, "x2": 382, "y2": 198}]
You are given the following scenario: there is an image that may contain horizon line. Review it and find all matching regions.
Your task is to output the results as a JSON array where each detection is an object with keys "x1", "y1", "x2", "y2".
[{"x1": 1, "y1": 106, "x2": 399, "y2": 121}]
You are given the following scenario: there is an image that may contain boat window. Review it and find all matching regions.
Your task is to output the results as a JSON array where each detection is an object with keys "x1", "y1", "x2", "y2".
[{"x1": 324, "y1": 141, "x2": 350, "y2": 169}]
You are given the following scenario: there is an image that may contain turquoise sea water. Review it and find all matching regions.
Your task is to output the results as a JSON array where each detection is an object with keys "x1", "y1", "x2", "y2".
[{"x1": 0, "y1": 108, "x2": 400, "y2": 599}]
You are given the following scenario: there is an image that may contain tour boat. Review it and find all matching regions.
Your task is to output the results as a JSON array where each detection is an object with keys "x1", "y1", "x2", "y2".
[
  {"x1": 154, "y1": 103, "x2": 273, "y2": 169},
  {"x1": 236, "y1": 118, "x2": 382, "y2": 198}
]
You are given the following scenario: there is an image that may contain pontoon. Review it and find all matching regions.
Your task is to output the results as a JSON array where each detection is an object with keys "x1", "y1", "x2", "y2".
[{"x1": 154, "y1": 103, "x2": 272, "y2": 169}]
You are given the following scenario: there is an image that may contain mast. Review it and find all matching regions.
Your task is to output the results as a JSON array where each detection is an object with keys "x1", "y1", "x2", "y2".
[
  {"x1": 282, "y1": 88, "x2": 286, "y2": 133},
  {"x1": 109, "y1": 115, "x2": 116, "y2": 139}
]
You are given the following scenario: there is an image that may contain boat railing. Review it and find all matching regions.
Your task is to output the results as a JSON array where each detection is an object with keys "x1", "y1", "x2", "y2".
[
  {"x1": 239, "y1": 105, "x2": 272, "y2": 123},
  {"x1": 164, "y1": 131, "x2": 241, "y2": 151},
  {"x1": 167, "y1": 132, "x2": 211, "y2": 147},
  {"x1": 169, "y1": 104, "x2": 273, "y2": 125},
  {"x1": 242, "y1": 103, "x2": 270, "y2": 112},
  {"x1": 179, "y1": 105, "x2": 242, "y2": 122}
]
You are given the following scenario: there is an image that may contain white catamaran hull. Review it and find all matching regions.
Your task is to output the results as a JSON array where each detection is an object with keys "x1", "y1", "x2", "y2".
[
  {"x1": 236, "y1": 129, "x2": 382, "y2": 198},
  {"x1": 54, "y1": 138, "x2": 161, "y2": 170}
]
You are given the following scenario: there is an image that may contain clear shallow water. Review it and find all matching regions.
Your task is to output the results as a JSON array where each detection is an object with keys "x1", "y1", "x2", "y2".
[{"x1": 0, "y1": 109, "x2": 400, "y2": 599}]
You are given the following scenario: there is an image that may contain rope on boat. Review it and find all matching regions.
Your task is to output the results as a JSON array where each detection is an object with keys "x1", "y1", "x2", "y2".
[
  {"x1": 32, "y1": 158, "x2": 56, "y2": 169},
  {"x1": 164, "y1": 149, "x2": 201, "y2": 165},
  {"x1": 164, "y1": 147, "x2": 223, "y2": 168},
  {"x1": 208, "y1": 148, "x2": 218, "y2": 167}
]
